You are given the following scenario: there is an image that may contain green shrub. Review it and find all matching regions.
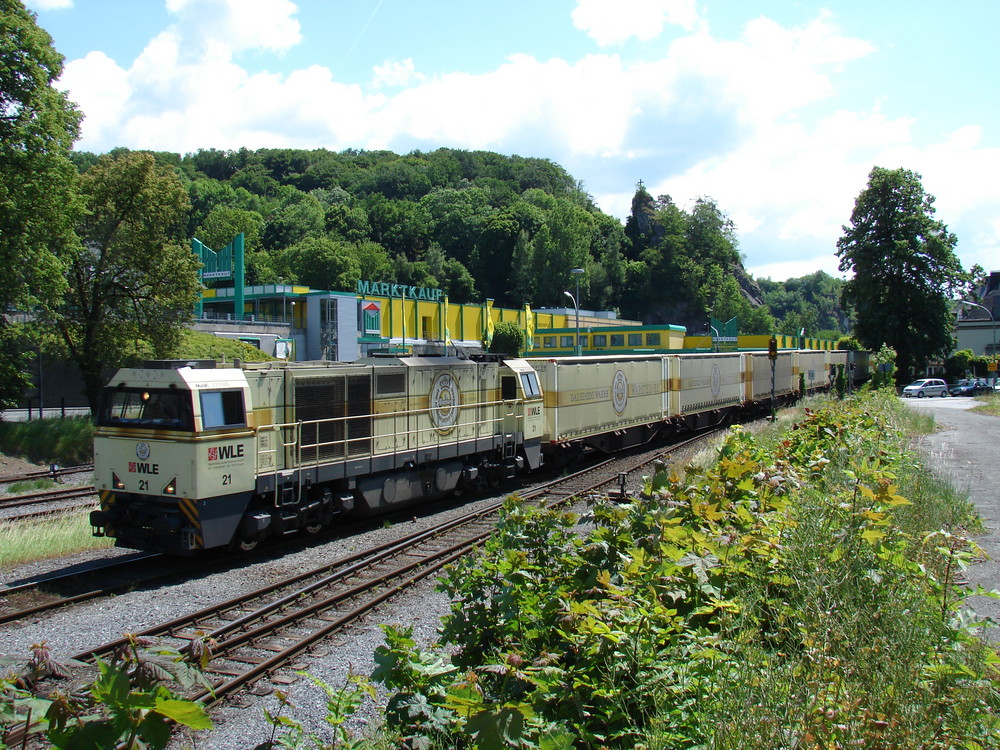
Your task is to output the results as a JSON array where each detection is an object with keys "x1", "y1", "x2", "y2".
[
  {"x1": 0, "y1": 416, "x2": 94, "y2": 466},
  {"x1": 372, "y1": 392, "x2": 1000, "y2": 748}
]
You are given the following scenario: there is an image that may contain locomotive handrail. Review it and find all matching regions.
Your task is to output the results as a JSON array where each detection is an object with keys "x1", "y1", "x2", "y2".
[{"x1": 254, "y1": 397, "x2": 525, "y2": 480}]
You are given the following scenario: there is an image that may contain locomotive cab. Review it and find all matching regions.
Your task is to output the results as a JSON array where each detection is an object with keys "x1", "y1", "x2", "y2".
[
  {"x1": 498, "y1": 359, "x2": 544, "y2": 471},
  {"x1": 91, "y1": 361, "x2": 257, "y2": 554}
]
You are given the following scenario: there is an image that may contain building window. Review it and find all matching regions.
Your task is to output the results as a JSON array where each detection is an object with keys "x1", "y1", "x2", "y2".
[
  {"x1": 543, "y1": 336, "x2": 555, "y2": 348},
  {"x1": 610, "y1": 334, "x2": 624, "y2": 346},
  {"x1": 593, "y1": 334, "x2": 607, "y2": 347},
  {"x1": 646, "y1": 333, "x2": 661, "y2": 346},
  {"x1": 578, "y1": 335, "x2": 588, "y2": 348},
  {"x1": 628, "y1": 333, "x2": 643, "y2": 346},
  {"x1": 560, "y1": 335, "x2": 574, "y2": 348}
]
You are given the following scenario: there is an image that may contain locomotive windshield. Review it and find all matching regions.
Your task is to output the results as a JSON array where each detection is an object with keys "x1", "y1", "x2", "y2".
[{"x1": 98, "y1": 387, "x2": 193, "y2": 431}]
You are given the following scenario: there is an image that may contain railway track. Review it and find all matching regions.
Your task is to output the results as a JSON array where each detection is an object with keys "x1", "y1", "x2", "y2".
[
  {"x1": 0, "y1": 463, "x2": 94, "y2": 485},
  {"x1": 0, "y1": 484, "x2": 98, "y2": 524},
  {"x1": 0, "y1": 429, "x2": 720, "y2": 746},
  {"x1": 0, "y1": 484, "x2": 96, "y2": 509}
]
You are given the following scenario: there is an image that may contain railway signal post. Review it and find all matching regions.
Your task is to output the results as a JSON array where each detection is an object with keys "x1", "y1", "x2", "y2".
[{"x1": 768, "y1": 336, "x2": 778, "y2": 420}]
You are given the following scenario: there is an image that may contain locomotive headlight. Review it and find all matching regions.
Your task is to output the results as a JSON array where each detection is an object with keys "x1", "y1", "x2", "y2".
[
  {"x1": 163, "y1": 477, "x2": 177, "y2": 495},
  {"x1": 112, "y1": 472, "x2": 125, "y2": 490}
]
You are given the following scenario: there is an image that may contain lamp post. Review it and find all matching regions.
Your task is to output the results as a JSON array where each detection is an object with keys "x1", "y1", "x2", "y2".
[
  {"x1": 958, "y1": 300, "x2": 996, "y2": 383},
  {"x1": 708, "y1": 323, "x2": 719, "y2": 352},
  {"x1": 565, "y1": 268, "x2": 585, "y2": 356}
]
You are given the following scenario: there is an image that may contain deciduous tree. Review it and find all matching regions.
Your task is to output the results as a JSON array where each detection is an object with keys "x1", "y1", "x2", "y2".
[
  {"x1": 47, "y1": 151, "x2": 201, "y2": 410},
  {"x1": 837, "y1": 167, "x2": 963, "y2": 380},
  {"x1": 0, "y1": 0, "x2": 82, "y2": 408}
]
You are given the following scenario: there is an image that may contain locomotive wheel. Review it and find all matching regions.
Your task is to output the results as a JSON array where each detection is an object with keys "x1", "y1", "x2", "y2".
[{"x1": 230, "y1": 534, "x2": 259, "y2": 553}]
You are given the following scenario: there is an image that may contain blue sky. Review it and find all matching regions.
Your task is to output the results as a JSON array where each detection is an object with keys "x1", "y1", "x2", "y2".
[{"x1": 25, "y1": 0, "x2": 1000, "y2": 281}]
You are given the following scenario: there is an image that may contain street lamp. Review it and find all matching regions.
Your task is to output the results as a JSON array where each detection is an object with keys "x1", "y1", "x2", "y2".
[
  {"x1": 957, "y1": 300, "x2": 996, "y2": 382},
  {"x1": 565, "y1": 268, "x2": 585, "y2": 356}
]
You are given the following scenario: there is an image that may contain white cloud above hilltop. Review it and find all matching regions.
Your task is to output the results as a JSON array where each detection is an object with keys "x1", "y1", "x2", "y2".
[
  {"x1": 572, "y1": 0, "x2": 705, "y2": 44},
  {"x1": 163, "y1": 0, "x2": 301, "y2": 55},
  {"x1": 46, "y1": 0, "x2": 1000, "y2": 280}
]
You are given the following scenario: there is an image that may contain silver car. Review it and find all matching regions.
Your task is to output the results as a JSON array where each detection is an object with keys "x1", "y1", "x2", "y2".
[{"x1": 902, "y1": 378, "x2": 949, "y2": 398}]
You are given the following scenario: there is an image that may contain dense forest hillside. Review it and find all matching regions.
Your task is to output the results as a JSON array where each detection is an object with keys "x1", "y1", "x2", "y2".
[{"x1": 70, "y1": 146, "x2": 848, "y2": 337}]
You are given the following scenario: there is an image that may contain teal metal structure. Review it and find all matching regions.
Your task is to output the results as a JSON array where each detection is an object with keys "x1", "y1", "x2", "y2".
[{"x1": 193, "y1": 233, "x2": 245, "y2": 320}]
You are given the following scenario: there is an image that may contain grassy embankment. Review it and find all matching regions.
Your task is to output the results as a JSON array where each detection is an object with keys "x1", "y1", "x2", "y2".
[
  {"x1": 353, "y1": 391, "x2": 1000, "y2": 750},
  {"x1": 0, "y1": 416, "x2": 108, "y2": 568}
]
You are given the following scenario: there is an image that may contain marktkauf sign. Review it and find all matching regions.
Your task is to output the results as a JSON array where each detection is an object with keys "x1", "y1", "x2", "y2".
[{"x1": 357, "y1": 280, "x2": 444, "y2": 301}]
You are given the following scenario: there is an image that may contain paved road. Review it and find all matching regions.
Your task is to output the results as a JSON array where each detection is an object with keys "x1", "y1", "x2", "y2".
[{"x1": 904, "y1": 396, "x2": 1000, "y2": 641}]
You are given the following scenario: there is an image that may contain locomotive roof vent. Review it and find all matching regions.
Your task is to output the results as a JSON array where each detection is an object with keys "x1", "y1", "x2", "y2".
[{"x1": 142, "y1": 359, "x2": 218, "y2": 370}]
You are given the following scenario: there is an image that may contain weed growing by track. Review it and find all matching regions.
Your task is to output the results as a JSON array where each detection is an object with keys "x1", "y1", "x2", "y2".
[
  {"x1": 369, "y1": 391, "x2": 1000, "y2": 749},
  {"x1": 5, "y1": 479, "x2": 58, "y2": 494},
  {"x1": 0, "y1": 514, "x2": 111, "y2": 569}
]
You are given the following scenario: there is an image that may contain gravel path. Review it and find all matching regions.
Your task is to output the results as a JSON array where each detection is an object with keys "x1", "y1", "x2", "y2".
[{"x1": 904, "y1": 396, "x2": 1000, "y2": 642}]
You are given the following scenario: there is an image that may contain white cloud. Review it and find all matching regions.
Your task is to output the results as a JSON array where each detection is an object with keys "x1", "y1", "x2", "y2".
[
  {"x1": 164, "y1": 0, "x2": 301, "y2": 55},
  {"x1": 572, "y1": 0, "x2": 704, "y2": 45},
  {"x1": 749, "y1": 255, "x2": 844, "y2": 282},
  {"x1": 371, "y1": 59, "x2": 423, "y2": 89},
  {"x1": 60, "y1": 51, "x2": 130, "y2": 144}
]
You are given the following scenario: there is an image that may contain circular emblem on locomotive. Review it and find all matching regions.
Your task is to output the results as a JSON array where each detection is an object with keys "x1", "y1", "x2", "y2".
[
  {"x1": 710, "y1": 364, "x2": 722, "y2": 397},
  {"x1": 135, "y1": 441, "x2": 150, "y2": 460},
  {"x1": 429, "y1": 372, "x2": 460, "y2": 432},
  {"x1": 612, "y1": 370, "x2": 628, "y2": 414}
]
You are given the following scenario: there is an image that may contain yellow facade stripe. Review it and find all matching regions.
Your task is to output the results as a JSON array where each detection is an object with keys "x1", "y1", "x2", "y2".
[{"x1": 99, "y1": 490, "x2": 116, "y2": 509}]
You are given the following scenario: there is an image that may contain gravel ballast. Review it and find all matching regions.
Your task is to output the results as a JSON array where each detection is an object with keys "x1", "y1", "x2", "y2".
[{"x1": 0, "y1": 495, "x2": 502, "y2": 749}]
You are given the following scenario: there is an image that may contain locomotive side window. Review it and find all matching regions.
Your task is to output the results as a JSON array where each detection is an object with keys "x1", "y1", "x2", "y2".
[
  {"x1": 200, "y1": 390, "x2": 246, "y2": 429},
  {"x1": 501, "y1": 376, "x2": 518, "y2": 400},
  {"x1": 520, "y1": 372, "x2": 541, "y2": 398},
  {"x1": 98, "y1": 388, "x2": 193, "y2": 430},
  {"x1": 376, "y1": 373, "x2": 405, "y2": 395}
]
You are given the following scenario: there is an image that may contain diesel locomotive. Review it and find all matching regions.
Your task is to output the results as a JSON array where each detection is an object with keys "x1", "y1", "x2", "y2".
[{"x1": 90, "y1": 349, "x2": 860, "y2": 555}]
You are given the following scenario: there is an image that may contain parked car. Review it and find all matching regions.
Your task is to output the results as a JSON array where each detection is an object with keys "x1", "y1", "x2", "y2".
[
  {"x1": 902, "y1": 378, "x2": 949, "y2": 398},
  {"x1": 949, "y1": 379, "x2": 992, "y2": 397}
]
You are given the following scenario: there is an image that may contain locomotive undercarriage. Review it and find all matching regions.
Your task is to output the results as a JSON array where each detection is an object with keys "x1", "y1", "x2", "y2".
[{"x1": 229, "y1": 436, "x2": 537, "y2": 553}]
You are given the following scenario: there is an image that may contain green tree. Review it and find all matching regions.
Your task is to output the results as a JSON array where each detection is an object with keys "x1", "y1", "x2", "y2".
[
  {"x1": 837, "y1": 167, "x2": 963, "y2": 381},
  {"x1": 0, "y1": 0, "x2": 83, "y2": 408},
  {"x1": 46, "y1": 151, "x2": 201, "y2": 410},
  {"x1": 868, "y1": 344, "x2": 897, "y2": 389},
  {"x1": 350, "y1": 240, "x2": 392, "y2": 280},
  {"x1": 273, "y1": 236, "x2": 361, "y2": 292},
  {"x1": 488, "y1": 320, "x2": 523, "y2": 357}
]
